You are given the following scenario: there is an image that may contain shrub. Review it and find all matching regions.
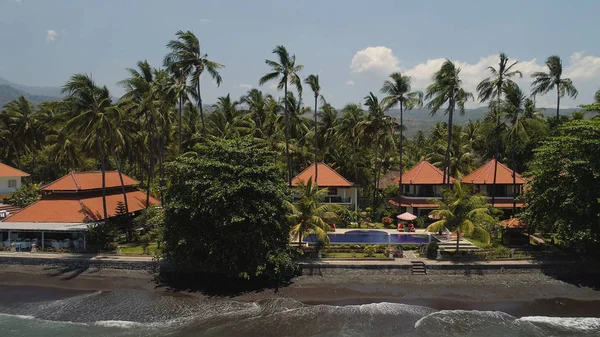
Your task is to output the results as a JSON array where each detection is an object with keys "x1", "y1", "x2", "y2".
[
  {"x1": 426, "y1": 242, "x2": 439, "y2": 259},
  {"x1": 352, "y1": 244, "x2": 362, "y2": 250},
  {"x1": 364, "y1": 245, "x2": 376, "y2": 257},
  {"x1": 402, "y1": 244, "x2": 419, "y2": 251},
  {"x1": 414, "y1": 217, "x2": 425, "y2": 228}
]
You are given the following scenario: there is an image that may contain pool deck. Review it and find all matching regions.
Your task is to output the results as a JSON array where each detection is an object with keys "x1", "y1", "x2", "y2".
[{"x1": 332, "y1": 228, "x2": 431, "y2": 234}]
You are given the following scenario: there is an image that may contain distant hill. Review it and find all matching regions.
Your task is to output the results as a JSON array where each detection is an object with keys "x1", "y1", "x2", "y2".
[
  {"x1": 0, "y1": 84, "x2": 60, "y2": 108},
  {"x1": 0, "y1": 76, "x2": 62, "y2": 97}
]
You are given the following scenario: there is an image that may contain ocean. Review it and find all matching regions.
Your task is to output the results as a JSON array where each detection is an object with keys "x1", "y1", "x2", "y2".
[{"x1": 1, "y1": 285, "x2": 599, "y2": 337}]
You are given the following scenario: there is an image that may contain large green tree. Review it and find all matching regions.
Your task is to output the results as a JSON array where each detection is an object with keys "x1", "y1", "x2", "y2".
[
  {"x1": 522, "y1": 119, "x2": 600, "y2": 254},
  {"x1": 531, "y1": 55, "x2": 578, "y2": 122},
  {"x1": 259, "y1": 45, "x2": 304, "y2": 186},
  {"x1": 381, "y1": 72, "x2": 423, "y2": 195},
  {"x1": 425, "y1": 60, "x2": 474, "y2": 186},
  {"x1": 162, "y1": 138, "x2": 296, "y2": 281}
]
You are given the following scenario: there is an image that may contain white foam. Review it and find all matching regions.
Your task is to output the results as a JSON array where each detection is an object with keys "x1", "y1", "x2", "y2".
[
  {"x1": 520, "y1": 316, "x2": 600, "y2": 333},
  {"x1": 0, "y1": 313, "x2": 35, "y2": 320},
  {"x1": 94, "y1": 320, "x2": 145, "y2": 328}
]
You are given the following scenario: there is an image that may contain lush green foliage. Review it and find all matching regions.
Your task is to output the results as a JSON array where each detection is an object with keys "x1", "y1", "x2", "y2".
[
  {"x1": 2, "y1": 183, "x2": 41, "y2": 208},
  {"x1": 522, "y1": 119, "x2": 600, "y2": 254},
  {"x1": 162, "y1": 138, "x2": 297, "y2": 282},
  {"x1": 426, "y1": 242, "x2": 439, "y2": 259}
]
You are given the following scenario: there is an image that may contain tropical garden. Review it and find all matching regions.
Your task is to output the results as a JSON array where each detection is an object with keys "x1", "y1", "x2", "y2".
[{"x1": 1, "y1": 30, "x2": 600, "y2": 277}]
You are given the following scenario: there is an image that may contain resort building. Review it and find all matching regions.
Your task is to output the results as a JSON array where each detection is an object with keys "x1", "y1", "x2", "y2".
[
  {"x1": 388, "y1": 160, "x2": 454, "y2": 216},
  {"x1": 292, "y1": 162, "x2": 358, "y2": 211},
  {"x1": 1, "y1": 171, "x2": 159, "y2": 250},
  {"x1": 461, "y1": 158, "x2": 525, "y2": 210},
  {"x1": 0, "y1": 162, "x2": 30, "y2": 199}
]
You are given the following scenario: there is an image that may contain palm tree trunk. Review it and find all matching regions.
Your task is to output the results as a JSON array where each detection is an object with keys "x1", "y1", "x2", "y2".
[
  {"x1": 456, "y1": 230, "x2": 460, "y2": 253},
  {"x1": 178, "y1": 96, "x2": 183, "y2": 153},
  {"x1": 113, "y1": 149, "x2": 132, "y2": 241},
  {"x1": 146, "y1": 121, "x2": 154, "y2": 208},
  {"x1": 511, "y1": 145, "x2": 517, "y2": 216},
  {"x1": 398, "y1": 101, "x2": 404, "y2": 196},
  {"x1": 491, "y1": 91, "x2": 501, "y2": 207},
  {"x1": 372, "y1": 138, "x2": 379, "y2": 209},
  {"x1": 197, "y1": 81, "x2": 206, "y2": 135},
  {"x1": 491, "y1": 156, "x2": 498, "y2": 207},
  {"x1": 298, "y1": 225, "x2": 303, "y2": 248},
  {"x1": 284, "y1": 80, "x2": 292, "y2": 186},
  {"x1": 96, "y1": 136, "x2": 108, "y2": 220},
  {"x1": 314, "y1": 94, "x2": 318, "y2": 183},
  {"x1": 443, "y1": 96, "x2": 454, "y2": 187},
  {"x1": 556, "y1": 84, "x2": 560, "y2": 121},
  {"x1": 158, "y1": 133, "x2": 165, "y2": 207}
]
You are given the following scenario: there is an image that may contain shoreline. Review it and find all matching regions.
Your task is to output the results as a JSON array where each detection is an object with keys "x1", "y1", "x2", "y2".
[{"x1": 2, "y1": 265, "x2": 600, "y2": 312}]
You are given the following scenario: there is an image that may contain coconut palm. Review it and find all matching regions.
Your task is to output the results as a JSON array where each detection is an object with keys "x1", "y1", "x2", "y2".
[
  {"x1": 381, "y1": 72, "x2": 424, "y2": 195},
  {"x1": 1, "y1": 96, "x2": 45, "y2": 163},
  {"x1": 531, "y1": 55, "x2": 578, "y2": 122},
  {"x1": 164, "y1": 30, "x2": 224, "y2": 135},
  {"x1": 62, "y1": 74, "x2": 117, "y2": 219},
  {"x1": 259, "y1": 45, "x2": 304, "y2": 186},
  {"x1": 427, "y1": 181, "x2": 494, "y2": 253},
  {"x1": 477, "y1": 53, "x2": 522, "y2": 206},
  {"x1": 305, "y1": 74, "x2": 320, "y2": 182},
  {"x1": 425, "y1": 60, "x2": 474, "y2": 187},
  {"x1": 287, "y1": 177, "x2": 340, "y2": 248}
]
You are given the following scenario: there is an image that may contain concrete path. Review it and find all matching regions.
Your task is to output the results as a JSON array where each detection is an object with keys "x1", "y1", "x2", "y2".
[{"x1": 0, "y1": 251, "x2": 154, "y2": 262}]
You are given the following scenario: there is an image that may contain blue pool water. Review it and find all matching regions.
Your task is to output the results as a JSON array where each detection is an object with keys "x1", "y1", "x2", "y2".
[{"x1": 304, "y1": 230, "x2": 439, "y2": 244}]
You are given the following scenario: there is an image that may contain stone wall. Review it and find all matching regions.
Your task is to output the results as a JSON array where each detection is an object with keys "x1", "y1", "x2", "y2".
[{"x1": 0, "y1": 256, "x2": 160, "y2": 271}]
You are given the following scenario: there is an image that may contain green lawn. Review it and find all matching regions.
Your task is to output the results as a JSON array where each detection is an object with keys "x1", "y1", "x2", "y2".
[{"x1": 119, "y1": 243, "x2": 160, "y2": 255}]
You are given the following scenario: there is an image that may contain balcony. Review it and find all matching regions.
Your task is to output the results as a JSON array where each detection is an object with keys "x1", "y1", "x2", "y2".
[
  {"x1": 293, "y1": 196, "x2": 352, "y2": 204},
  {"x1": 403, "y1": 193, "x2": 442, "y2": 198}
]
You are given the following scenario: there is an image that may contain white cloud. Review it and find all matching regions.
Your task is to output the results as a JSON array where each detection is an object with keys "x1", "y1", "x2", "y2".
[
  {"x1": 391, "y1": 52, "x2": 600, "y2": 109},
  {"x1": 16, "y1": 0, "x2": 23, "y2": 3},
  {"x1": 350, "y1": 46, "x2": 400, "y2": 75},
  {"x1": 346, "y1": 80, "x2": 355, "y2": 86},
  {"x1": 236, "y1": 83, "x2": 252, "y2": 89},
  {"x1": 45, "y1": 30, "x2": 58, "y2": 42},
  {"x1": 199, "y1": 18, "x2": 211, "y2": 23},
  {"x1": 268, "y1": 83, "x2": 278, "y2": 90}
]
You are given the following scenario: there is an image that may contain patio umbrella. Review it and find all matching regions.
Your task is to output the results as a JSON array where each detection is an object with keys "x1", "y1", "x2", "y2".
[{"x1": 397, "y1": 212, "x2": 417, "y2": 221}]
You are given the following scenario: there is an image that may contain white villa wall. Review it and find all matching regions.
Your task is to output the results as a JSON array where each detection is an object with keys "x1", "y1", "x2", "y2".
[{"x1": 0, "y1": 176, "x2": 22, "y2": 195}]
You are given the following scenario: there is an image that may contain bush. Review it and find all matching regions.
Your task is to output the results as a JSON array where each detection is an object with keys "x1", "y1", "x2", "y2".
[
  {"x1": 426, "y1": 242, "x2": 439, "y2": 259},
  {"x1": 352, "y1": 244, "x2": 362, "y2": 250},
  {"x1": 401, "y1": 244, "x2": 419, "y2": 251},
  {"x1": 87, "y1": 221, "x2": 119, "y2": 252},
  {"x1": 414, "y1": 217, "x2": 425, "y2": 228},
  {"x1": 2, "y1": 183, "x2": 41, "y2": 208},
  {"x1": 364, "y1": 245, "x2": 376, "y2": 257}
]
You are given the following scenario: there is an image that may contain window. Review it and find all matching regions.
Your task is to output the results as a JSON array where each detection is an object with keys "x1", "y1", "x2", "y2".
[
  {"x1": 8, "y1": 180, "x2": 17, "y2": 188},
  {"x1": 327, "y1": 188, "x2": 338, "y2": 196}
]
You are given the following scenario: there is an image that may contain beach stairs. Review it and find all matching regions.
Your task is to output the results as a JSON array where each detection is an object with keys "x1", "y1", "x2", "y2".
[{"x1": 410, "y1": 261, "x2": 427, "y2": 275}]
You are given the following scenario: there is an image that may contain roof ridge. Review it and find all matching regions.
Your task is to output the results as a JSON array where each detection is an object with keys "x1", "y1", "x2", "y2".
[
  {"x1": 319, "y1": 162, "x2": 354, "y2": 186},
  {"x1": 71, "y1": 171, "x2": 82, "y2": 191}
]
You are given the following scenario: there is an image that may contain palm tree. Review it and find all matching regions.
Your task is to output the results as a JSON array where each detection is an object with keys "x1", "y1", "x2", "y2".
[
  {"x1": 164, "y1": 30, "x2": 224, "y2": 135},
  {"x1": 425, "y1": 60, "x2": 474, "y2": 187},
  {"x1": 1, "y1": 96, "x2": 45, "y2": 164},
  {"x1": 531, "y1": 55, "x2": 578, "y2": 122},
  {"x1": 477, "y1": 53, "x2": 522, "y2": 206},
  {"x1": 287, "y1": 177, "x2": 340, "y2": 248},
  {"x1": 427, "y1": 181, "x2": 494, "y2": 253},
  {"x1": 305, "y1": 74, "x2": 320, "y2": 182},
  {"x1": 259, "y1": 45, "x2": 304, "y2": 186},
  {"x1": 381, "y1": 72, "x2": 424, "y2": 195},
  {"x1": 62, "y1": 74, "x2": 116, "y2": 219}
]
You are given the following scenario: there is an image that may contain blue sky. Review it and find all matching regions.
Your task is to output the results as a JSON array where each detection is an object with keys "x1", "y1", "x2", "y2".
[{"x1": 1, "y1": 0, "x2": 599, "y2": 108}]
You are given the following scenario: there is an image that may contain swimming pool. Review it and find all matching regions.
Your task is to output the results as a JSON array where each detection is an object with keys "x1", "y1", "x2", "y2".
[{"x1": 303, "y1": 230, "x2": 439, "y2": 245}]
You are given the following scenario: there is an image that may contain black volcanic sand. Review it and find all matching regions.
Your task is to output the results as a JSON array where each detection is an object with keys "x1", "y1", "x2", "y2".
[{"x1": 2, "y1": 264, "x2": 600, "y2": 317}]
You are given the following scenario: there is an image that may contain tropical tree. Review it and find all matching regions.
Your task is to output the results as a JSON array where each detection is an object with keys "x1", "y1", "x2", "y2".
[
  {"x1": 62, "y1": 74, "x2": 117, "y2": 219},
  {"x1": 164, "y1": 30, "x2": 224, "y2": 135},
  {"x1": 1, "y1": 96, "x2": 46, "y2": 164},
  {"x1": 305, "y1": 74, "x2": 320, "y2": 182},
  {"x1": 477, "y1": 53, "x2": 522, "y2": 206},
  {"x1": 381, "y1": 72, "x2": 424, "y2": 195},
  {"x1": 259, "y1": 45, "x2": 304, "y2": 186},
  {"x1": 288, "y1": 177, "x2": 340, "y2": 248},
  {"x1": 425, "y1": 60, "x2": 474, "y2": 187},
  {"x1": 427, "y1": 181, "x2": 495, "y2": 253},
  {"x1": 531, "y1": 55, "x2": 578, "y2": 122}
]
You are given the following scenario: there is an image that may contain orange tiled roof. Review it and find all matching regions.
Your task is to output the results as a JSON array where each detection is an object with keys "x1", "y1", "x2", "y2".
[
  {"x1": 462, "y1": 159, "x2": 525, "y2": 185},
  {"x1": 0, "y1": 163, "x2": 30, "y2": 177},
  {"x1": 4, "y1": 190, "x2": 159, "y2": 223},
  {"x1": 292, "y1": 163, "x2": 354, "y2": 187},
  {"x1": 393, "y1": 161, "x2": 455, "y2": 185},
  {"x1": 42, "y1": 171, "x2": 139, "y2": 191}
]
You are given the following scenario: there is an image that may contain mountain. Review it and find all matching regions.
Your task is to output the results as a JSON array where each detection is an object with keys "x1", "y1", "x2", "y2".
[
  {"x1": 0, "y1": 84, "x2": 60, "y2": 108},
  {"x1": 0, "y1": 76, "x2": 62, "y2": 97}
]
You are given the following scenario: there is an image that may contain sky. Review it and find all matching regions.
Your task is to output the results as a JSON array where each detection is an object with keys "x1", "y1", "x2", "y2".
[{"x1": 1, "y1": 0, "x2": 599, "y2": 109}]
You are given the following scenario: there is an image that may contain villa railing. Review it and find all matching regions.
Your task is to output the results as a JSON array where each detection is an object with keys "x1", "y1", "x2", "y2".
[
  {"x1": 294, "y1": 197, "x2": 352, "y2": 204},
  {"x1": 403, "y1": 193, "x2": 442, "y2": 198}
]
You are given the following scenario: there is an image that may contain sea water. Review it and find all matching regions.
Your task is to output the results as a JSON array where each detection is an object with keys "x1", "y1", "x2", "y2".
[{"x1": 0, "y1": 287, "x2": 599, "y2": 337}]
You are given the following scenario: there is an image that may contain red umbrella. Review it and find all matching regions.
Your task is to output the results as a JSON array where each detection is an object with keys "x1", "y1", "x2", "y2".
[{"x1": 397, "y1": 212, "x2": 417, "y2": 221}]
